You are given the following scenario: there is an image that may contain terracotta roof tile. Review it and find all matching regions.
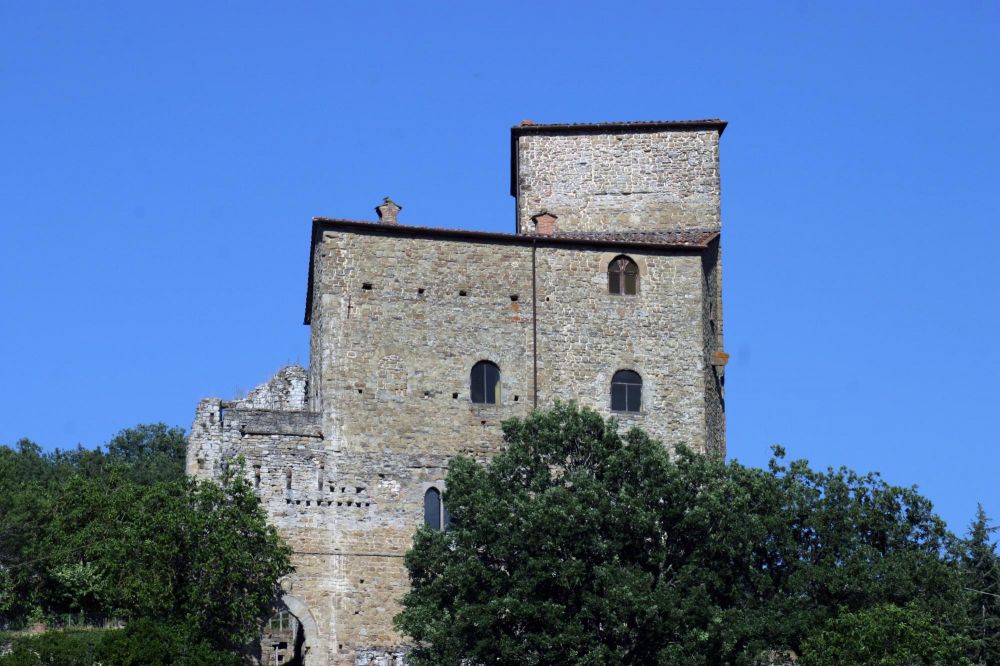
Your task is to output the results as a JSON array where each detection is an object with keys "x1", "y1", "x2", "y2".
[
  {"x1": 531, "y1": 229, "x2": 719, "y2": 247},
  {"x1": 311, "y1": 218, "x2": 718, "y2": 249}
]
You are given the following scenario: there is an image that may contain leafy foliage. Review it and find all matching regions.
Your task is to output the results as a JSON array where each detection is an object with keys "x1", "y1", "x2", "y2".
[
  {"x1": 396, "y1": 403, "x2": 991, "y2": 665},
  {"x1": 0, "y1": 425, "x2": 292, "y2": 655},
  {"x1": 959, "y1": 505, "x2": 1000, "y2": 664},
  {"x1": 106, "y1": 423, "x2": 187, "y2": 485},
  {"x1": 0, "y1": 629, "x2": 106, "y2": 666},
  {"x1": 0, "y1": 622, "x2": 242, "y2": 666},
  {"x1": 799, "y1": 604, "x2": 972, "y2": 665}
]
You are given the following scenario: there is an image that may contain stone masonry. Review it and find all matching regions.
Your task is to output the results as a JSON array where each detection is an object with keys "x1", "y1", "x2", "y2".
[{"x1": 187, "y1": 119, "x2": 728, "y2": 665}]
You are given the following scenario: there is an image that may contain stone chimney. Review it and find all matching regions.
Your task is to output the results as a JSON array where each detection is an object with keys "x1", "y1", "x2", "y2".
[
  {"x1": 531, "y1": 211, "x2": 557, "y2": 236},
  {"x1": 376, "y1": 197, "x2": 401, "y2": 225}
]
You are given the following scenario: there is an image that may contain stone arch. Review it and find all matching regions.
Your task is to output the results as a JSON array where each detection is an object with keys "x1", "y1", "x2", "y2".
[
  {"x1": 598, "y1": 251, "x2": 649, "y2": 278},
  {"x1": 280, "y1": 594, "x2": 324, "y2": 666}
]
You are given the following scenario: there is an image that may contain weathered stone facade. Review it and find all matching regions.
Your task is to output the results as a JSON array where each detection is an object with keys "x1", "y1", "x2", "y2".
[{"x1": 188, "y1": 120, "x2": 728, "y2": 665}]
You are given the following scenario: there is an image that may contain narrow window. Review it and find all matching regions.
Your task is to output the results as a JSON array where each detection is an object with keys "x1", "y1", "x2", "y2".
[
  {"x1": 424, "y1": 488, "x2": 441, "y2": 530},
  {"x1": 611, "y1": 370, "x2": 642, "y2": 412},
  {"x1": 608, "y1": 256, "x2": 639, "y2": 295},
  {"x1": 470, "y1": 361, "x2": 501, "y2": 404}
]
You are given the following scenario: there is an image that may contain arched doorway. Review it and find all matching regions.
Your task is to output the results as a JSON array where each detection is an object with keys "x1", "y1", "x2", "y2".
[{"x1": 261, "y1": 595, "x2": 323, "y2": 666}]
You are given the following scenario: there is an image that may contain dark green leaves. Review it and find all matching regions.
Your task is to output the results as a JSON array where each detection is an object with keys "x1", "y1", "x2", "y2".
[
  {"x1": 0, "y1": 427, "x2": 292, "y2": 655},
  {"x1": 396, "y1": 403, "x2": 987, "y2": 666}
]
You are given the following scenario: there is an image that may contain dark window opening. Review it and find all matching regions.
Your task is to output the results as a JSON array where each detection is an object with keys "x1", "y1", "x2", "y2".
[
  {"x1": 424, "y1": 486, "x2": 453, "y2": 531},
  {"x1": 424, "y1": 488, "x2": 441, "y2": 530},
  {"x1": 510, "y1": 294, "x2": 519, "y2": 302},
  {"x1": 608, "y1": 256, "x2": 639, "y2": 295},
  {"x1": 459, "y1": 290, "x2": 468, "y2": 296},
  {"x1": 470, "y1": 361, "x2": 501, "y2": 404},
  {"x1": 362, "y1": 282, "x2": 373, "y2": 290},
  {"x1": 417, "y1": 288, "x2": 425, "y2": 294},
  {"x1": 611, "y1": 370, "x2": 642, "y2": 412}
]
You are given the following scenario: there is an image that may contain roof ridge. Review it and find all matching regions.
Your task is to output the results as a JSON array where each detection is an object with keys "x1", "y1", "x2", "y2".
[{"x1": 511, "y1": 119, "x2": 727, "y2": 135}]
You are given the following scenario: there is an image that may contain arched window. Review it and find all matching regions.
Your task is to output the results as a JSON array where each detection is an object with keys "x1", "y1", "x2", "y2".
[
  {"x1": 608, "y1": 256, "x2": 639, "y2": 295},
  {"x1": 424, "y1": 488, "x2": 442, "y2": 530},
  {"x1": 424, "y1": 487, "x2": 453, "y2": 530},
  {"x1": 470, "y1": 360, "x2": 501, "y2": 404},
  {"x1": 611, "y1": 370, "x2": 642, "y2": 412}
]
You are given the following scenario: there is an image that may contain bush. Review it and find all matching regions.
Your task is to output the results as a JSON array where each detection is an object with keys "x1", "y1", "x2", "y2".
[
  {"x1": 0, "y1": 621, "x2": 243, "y2": 666},
  {"x1": 97, "y1": 619, "x2": 243, "y2": 666},
  {"x1": 0, "y1": 629, "x2": 105, "y2": 666}
]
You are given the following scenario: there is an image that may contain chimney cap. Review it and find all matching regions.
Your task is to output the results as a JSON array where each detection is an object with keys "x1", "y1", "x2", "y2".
[
  {"x1": 531, "y1": 211, "x2": 558, "y2": 235},
  {"x1": 375, "y1": 197, "x2": 402, "y2": 224}
]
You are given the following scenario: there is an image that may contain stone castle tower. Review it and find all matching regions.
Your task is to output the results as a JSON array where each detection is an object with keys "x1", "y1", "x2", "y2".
[{"x1": 188, "y1": 119, "x2": 728, "y2": 665}]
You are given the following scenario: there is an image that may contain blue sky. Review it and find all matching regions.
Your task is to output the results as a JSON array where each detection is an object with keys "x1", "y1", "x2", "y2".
[{"x1": 1, "y1": 1, "x2": 997, "y2": 533}]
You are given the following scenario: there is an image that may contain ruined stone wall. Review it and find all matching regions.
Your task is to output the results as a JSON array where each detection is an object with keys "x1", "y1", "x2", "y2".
[
  {"x1": 515, "y1": 128, "x2": 721, "y2": 234},
  {"x1": 191, "y1": 121, "x2": 728, "y2": 666},
  {"x1": 190, "y1": 237, "x2": 724, "y2": 664},
  {"x1": 187, "y1": 369, "x2": 333, "y2": 666}
]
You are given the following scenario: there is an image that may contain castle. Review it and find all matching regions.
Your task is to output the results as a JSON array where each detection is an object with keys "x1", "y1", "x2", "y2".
[{"x1": 187, "y1": 119, "x2": 728, "y2": 666}]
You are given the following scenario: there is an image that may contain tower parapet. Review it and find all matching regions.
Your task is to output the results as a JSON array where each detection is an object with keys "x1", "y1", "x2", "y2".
[{"x1": 512, "y1": 119, "x2": 726, "y2": 235}]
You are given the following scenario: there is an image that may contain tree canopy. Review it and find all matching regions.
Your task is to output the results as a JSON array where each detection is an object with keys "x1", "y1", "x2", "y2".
[
  {"x1": 396, "y1": 403, "x2": 995, "y2": 666},
  {"x1": 0, "y1": 424, "x2": 292, "y2": 663}
]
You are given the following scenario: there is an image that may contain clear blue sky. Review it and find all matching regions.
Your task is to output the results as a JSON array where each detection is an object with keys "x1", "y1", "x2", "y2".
[{"x1": 1, "y1": 1, "x2": 997, "y2": 533}]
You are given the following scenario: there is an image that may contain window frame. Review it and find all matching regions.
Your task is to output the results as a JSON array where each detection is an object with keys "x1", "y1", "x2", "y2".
[
  {"x1": 424, "y1": 486, "x2": 451, "y2": 531},
  {"x1": 608, "y1": 255, "x2": 640, "y2": 296},
  {"x1": 470, "y1": 360, "x2": 501, "y2": 404},
  {"x1": 424, "y1": 487, "x2": 442, "y2": 530},
  {"x1": 610, "y1": 369, "x2": 643, "y2": 413}
]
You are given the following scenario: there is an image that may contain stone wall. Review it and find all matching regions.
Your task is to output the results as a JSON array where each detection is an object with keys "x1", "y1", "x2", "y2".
[
  {"x1": 514, "y1": 127, "x2": 721, "y2": 234},
  {"x1": 310, "y1": 231, "x2": 537, "y2": 461},
  {"x1": 702, "y1": 238, "x2": 726, "y2": 456},
  {"x1": 191, "y1": 120, "x2": 728, "y2": 665},
  {"x1": 187, "y1": 369, "x2": 331, "y2": 666},
  {"x1": 303, "y1": 227, "x2": 724, "y2": 662},
  {"x1": 533, "y1": 245, "x2": 710, "y2": 451}
]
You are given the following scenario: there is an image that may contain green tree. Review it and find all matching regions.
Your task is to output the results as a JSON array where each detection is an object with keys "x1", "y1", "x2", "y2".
[
  {"x1": 960, "y1": 505, "x2": 1000, "y2": 665},
  {"x1": 106, "y1": 422, "x2": 188, "y2": 485},
  {"x1": 0, "y1": 427, "x2": 292, "y2": 656},
  {"x1": 395, "y1": 403, "x2": 968, "y2": 665},
  {"x1": 42, "y1": 465, "x2": 292, "y2": 648},
  {"x1": 799, "y1": 604, "x2": 972, "y2": 665},
  {"x1": 0, "y1": 621, "x2": 243, "y2": 666}
]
